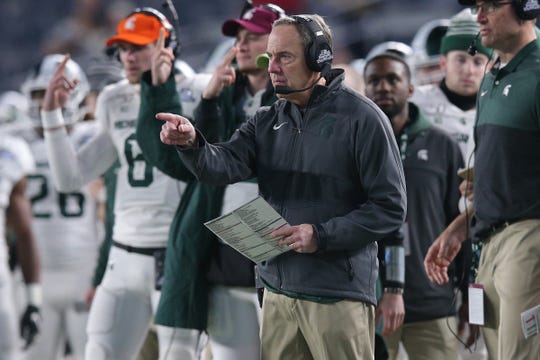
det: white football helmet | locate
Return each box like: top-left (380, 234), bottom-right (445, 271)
top-left (0, 91), bottom-right (32, 131)
top-left (410, 19), bottom-right (450, 85)
top-left (21, 54), bottom-right (90, 126)
top-left (174, 59), bottom-right (196, 78)
top-left (85, 55), bottom-right (125, 93)
top-left (366, 41), bottom-right (414, 62)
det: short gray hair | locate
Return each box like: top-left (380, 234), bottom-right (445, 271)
top-left (273, 14), bottom-right (333, 52)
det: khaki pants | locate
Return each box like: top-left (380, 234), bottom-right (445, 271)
top-left (384, 317), bottom-right (459, 360)
top-left (476, 219), bottom-right (540, 360)
top-left (260, 291), bottom-right (374, 360)
top-left (137, 325), bottom-right (158, 360)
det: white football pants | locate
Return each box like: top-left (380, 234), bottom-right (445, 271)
top-left (84, 246), bottom-right (206, 360)
top-left (207, 285), bottom-right (261, 360)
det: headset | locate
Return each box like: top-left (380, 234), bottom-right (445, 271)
top-left (240, 1), bottom-right (286, 19)
top-left (464, 0), bottom-right (539, 55)
top-left (467, 32), bottom-right (480, 56)
top-left (260, 3), bottom-right (287, 19)
top-left (106, 6), bottom-right (180, 59)
top-left (292, 15), bottom-right (333, 73)
top-left (130, 7), bottom-right (179, 54)
top-left (271, 15), bottom-right (333, 95)
top-left (460, 0), bottom-right (540, 20)
top-left (512, 0), bottom-right (540, 20)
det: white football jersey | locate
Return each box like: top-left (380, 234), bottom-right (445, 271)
top-left (0, 134), bottom-right (35, 261)
top-left (44, 79), bottom-right (186, 248)
top-left (411, 84), bottom-right (476, 165)
top-left (177, 72), bottom-right (211, 120)
top-left (22, 123), bottom-right (100, 270)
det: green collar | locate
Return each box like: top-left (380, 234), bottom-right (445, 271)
top-left (405, 102), bottom-right (431, 137)
top-left (491, 40), bottom-right (538, 78)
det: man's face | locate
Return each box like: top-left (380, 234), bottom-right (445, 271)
top-left (476, 1), bottom-right (521, 51)
top-left (28, 90), bottom-right (45, 126)
top-left (118, 41), bottom-right (156, 83)
top-left (266, 24), bottom-right (318, 101)
top-left (441, 50), bottom-right (489, 96)
top-left (364, 57), bottom-right (413, 119)
top-left (235, 28), bottom-right (269, 73)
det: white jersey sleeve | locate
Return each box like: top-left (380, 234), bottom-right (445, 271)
top-left (0, 134), bottom-right (35, 207)
top-left (42, 99), bottom-right (117, 192)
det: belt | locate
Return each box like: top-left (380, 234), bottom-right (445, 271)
top-left (112, 241), bottom-right (165, 256)
top-left (485, 219), bottom-right (521, 238)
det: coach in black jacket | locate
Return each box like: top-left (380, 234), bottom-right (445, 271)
top-left (157, 14), bottom-right (406, 360)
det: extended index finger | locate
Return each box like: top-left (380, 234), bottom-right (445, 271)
top-left (155, 112), bottom-right (182, 125)
top-left (54, 54), bottom-right (71, 76)
top-left (157, 28), bottom-right (166, 50)
top-left (219, 46), bottom-right (238, 67)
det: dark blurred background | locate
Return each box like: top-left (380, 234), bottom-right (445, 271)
top-left (0, 0), bottom-right (461, 93)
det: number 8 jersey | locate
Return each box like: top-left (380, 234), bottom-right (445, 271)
top-left (43, 79), bottom-right (186, 249)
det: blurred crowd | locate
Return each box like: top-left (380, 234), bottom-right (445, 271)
top-left (2, 0), bottom-right (538, 359)
top-left (0, 0), bottom-right (461, 93)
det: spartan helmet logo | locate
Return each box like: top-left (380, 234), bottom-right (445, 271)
top-left (125, 16), bottom-right (137, 30)
top-left (243, 8), bottom-right (255, 20)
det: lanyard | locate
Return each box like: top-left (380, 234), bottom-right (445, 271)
top-left (398, 131), bottom-right (408, 161)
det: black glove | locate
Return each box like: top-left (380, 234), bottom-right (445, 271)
top-left (20, 304), bottom-right (41, 349)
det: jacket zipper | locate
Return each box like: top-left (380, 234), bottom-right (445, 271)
top-left (346, 254), bottom-right (355, 281)
top-left (279, 107), bottom-right (304, 289)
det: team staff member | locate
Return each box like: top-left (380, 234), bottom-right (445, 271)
top-left (158, 14), bottom-right (406, 360)
top-left (425, 1), bottom-right (540, 359)
top-left (412, 10), bottom-right (492, 352)
top-left (364, 52), bottom-right (464, 360)
top-left (39, 8), bottom-right (205, 360)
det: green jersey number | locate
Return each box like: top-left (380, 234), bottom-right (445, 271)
top-left (27, 174), bottom-right (85, 218)
top-left (124, 134), bottom-right (153, 187)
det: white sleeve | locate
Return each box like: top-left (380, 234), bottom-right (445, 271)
top-left (42, 108), bottom-right (117, 192)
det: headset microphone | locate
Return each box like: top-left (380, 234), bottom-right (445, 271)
top-left (274, 70), bottom-right (327, 95)
top-left (275, 82), bottom-right (318, 95)
top-left (467, 32), bottom-right (480, 56)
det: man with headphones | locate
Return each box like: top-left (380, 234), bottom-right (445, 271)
top-left (364, 49), bottom-right (465, 360)
top-left (157, 14), bottom-right (407, 360)
top-left (38, 8), bottom-right (206, 360)
top-left (425, 1), bottom-right (540, 359)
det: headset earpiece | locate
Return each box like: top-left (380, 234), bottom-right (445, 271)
top-left (292, 15), bottom-right (333, 73)
top-left (260, 4), bottom-right (286, 19)
top-left (131, 7), bottom-right (177, 50)
top-left (512, 0), bottom-right (540, 20)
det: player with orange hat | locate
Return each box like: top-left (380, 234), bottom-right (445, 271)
top-left (37, 8), bottom-right (206, 360)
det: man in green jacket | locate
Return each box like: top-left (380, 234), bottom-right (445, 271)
top-left (136, 4), bottom-right (283, 359)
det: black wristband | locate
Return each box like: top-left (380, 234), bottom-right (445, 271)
top-left (383, 287), bottom-right (404, 294)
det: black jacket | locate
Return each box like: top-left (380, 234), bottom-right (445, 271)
top-left (178, 69), bottom-right (407, 305)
